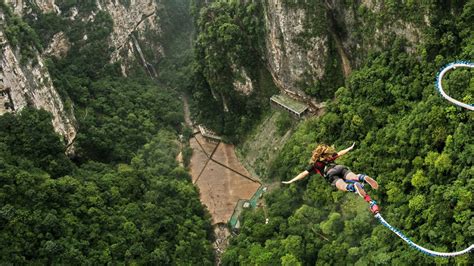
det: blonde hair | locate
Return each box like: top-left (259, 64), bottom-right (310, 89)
top-left (310, 144), bottom-right (336, 163)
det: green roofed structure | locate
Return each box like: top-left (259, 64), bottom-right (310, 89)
top-left (229, 186), bottom-right (267, 230)
top-left (270, 94), bottom-right (308, 118)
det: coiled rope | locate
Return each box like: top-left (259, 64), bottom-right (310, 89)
top-left (374, 213), bottom-right (473, 257)
top-left (435, 61), bottom-right (474, 111)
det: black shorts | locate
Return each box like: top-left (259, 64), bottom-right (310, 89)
top-left (325, 165), bottom-right (351, 185)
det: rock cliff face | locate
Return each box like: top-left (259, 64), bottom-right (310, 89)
top-left (0, 8), bottom-right (76, 149)
top-left (7, 0), bottom-right (59, 13)
top-left (0, 33), bottom-right (77, 147)
top-left (264, 0), bottom-right (328, 96)
top-left (232, 65), bottom-right (253, 96)
top-left (325, 0), bottom-right (423, 62)
top-left (1, 0), bottom-right (164, 147)
top-left (96, 0), bottom-right (162, 76)
top-left (44, 32), bottom-right (70, 58)
top-left (7, 0), bottom-right (163, 75)
top-left (262, 0), bottom-right (426, 99)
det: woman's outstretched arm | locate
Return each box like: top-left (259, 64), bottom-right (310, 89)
top-left (282, 170), bottom-right (310, 184)
top-left (337, 142), bottom-right (355, 157)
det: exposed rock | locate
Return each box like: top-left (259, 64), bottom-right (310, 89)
top-left (101, 0), bottom-right (163, 75)
top-left (213, 224), bottom-right (231, 265)
top-left (390, 21), bottom-right (421, 53)
top-left (1, 41), bottom-right (77, 147)
top-left (360, 0), bottom-right (383, 12)
top-left (1, 4), bottom-right (76, 149)
top-left (0, 0), bottom-right (166, 148)
top-left (35, 0), bottom-right (60, 13)
top-left (6, 0), bottom-right (164, 75)
top-left (262, 0), bottom-right (426, 98)
top-left (131, 34), bottom-right (158, 78)
top-left (325, 0), bottom-right (424, 65)
top-left (102, 0), bottom-right (159, 52)
top-left (5, 0), bottom-right (60, 15)
top-left (263, 0), bottom-right (328, 95)
top-left (232, 65), bottom-right (253, 95)
top-left (69, 7), bottom-right (78, 20)
top-left (4, 0), bottom-right (27, 14)
top-left (44, 32), bottom-right (70, 58)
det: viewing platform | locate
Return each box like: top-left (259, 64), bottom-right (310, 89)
top-left (270, 94), bottom-right (308, 118)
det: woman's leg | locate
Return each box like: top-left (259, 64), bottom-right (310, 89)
top-left (344, 172), bottom-right (359, 181)
top-left (333, 170), bottom-right (380, 214)
top-left (334, 178), bottom-right (367, 198)
top-left (344, 172), bottom-right (379, 190)
top-left (334, 178), bottom-right (348, 191)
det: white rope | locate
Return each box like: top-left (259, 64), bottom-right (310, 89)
top-left (436, 61), bottom-right (474, 111)
top-left (367, 61), bottom-right (474, 257)
top-left (374, 213), bottom-right (474, 257)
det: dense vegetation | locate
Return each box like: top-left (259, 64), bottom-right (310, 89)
top-left (1, 1), bottom-right (42, 63)
top-left (0, 111), bottom-right (213, 263)
top-left (2, 0), bottom-right (473, 264)
top-left (221, 1), bottom-right (473, 265)
top-left (0, 1), bottom-right (214, 264)
top-left (155, 0), bottom-right (195, 90)
top-left (190, 1), bottom-right (278, 142)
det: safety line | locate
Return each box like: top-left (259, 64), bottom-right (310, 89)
top-left (374, 213), bottom-right (473, 257)
top-left (435, 61), bottom-right (474, 111)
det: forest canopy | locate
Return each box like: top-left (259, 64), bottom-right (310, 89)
top-left (0, 1), bottom-right (214, 264)
top-left (220, 1), bottom-right (473, 265)
top-left (1, 0), bottom-right (473, 264)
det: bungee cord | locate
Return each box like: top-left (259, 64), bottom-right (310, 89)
top-left (373, 213), bottom-right (473, 257)
top-left (435, 61), bottom-right (474, 111)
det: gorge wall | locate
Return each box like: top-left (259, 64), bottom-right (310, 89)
top-left (0, 28), bottom-right (77, 146)
top-left (190, 0), bottom-right (432, 139)
top-left (0, 0), bottom-right (165, 146)
top-left (192, 0), bottom-right (430, 130)
top-left (263, 0), bottom-right (426, 100)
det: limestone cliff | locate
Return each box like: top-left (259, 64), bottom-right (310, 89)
top-left (44, 32), bottom-right (70, 58)
top-left (0, 8), bottom-right (77, 150)
top-left (4, 0), bottom-right (59, 14)
top-left (264, 0), bottom-right (328, 97)
top-left (0, 43), bottom-right (77, 141)
top-left (96, 0), bottom-right (162, 77)
top-left (6, 0), bottom-right (163, 75)
top-left (325, 0), bottom-right (423, 65)
top-left (232, 66), bottom-right (253, 96)
top-left (1, 0), bottom-right (165, 149)
top-left (262, 0), bottom-right (426, 101)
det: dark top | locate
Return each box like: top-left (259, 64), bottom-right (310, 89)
top-left (305, 153), bottom-right (339, 176)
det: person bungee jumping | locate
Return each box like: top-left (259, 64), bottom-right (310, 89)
top-left (282, 143), bottom-right (380, 213)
